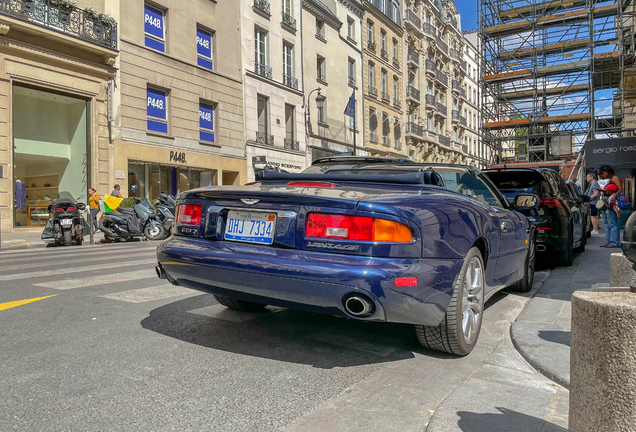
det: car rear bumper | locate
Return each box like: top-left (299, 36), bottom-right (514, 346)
top-left (157, 236), bottom-right (464, 326)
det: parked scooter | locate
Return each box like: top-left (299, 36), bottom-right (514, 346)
top-left (41, 192), bottom-right (90, 246)
top-left (99, 197), bottom-right (165, 242)
top-left (154, 193), bottom-right (175, 239)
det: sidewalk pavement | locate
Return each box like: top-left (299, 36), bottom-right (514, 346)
top-left (510, 232), bottom-right (613, 389)
top-left (0, 228), bottom-right (108, 251)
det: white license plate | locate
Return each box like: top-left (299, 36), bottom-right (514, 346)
top-left (224, 211), bottom-right (275, 244)
top-left (60, 219), bottom-right (73, 226)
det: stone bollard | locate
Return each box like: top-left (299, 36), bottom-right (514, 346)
top-left (570, 287), bottom-right (636, 431)
top-left (610, 253), bottom-right (636, 288)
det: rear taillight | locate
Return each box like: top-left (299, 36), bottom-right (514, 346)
top-left (55, 208), bottom-right (63, 212)
top-left (540, 198), bottom-right (562, 208)
top-left (305, 213), bottom-right (413, 243)
top-left (288, 182), bottom-right (336, 188)
top-left (67, 207), bottom-right (76, 212)
top-left (245, 181), bottom-right (260, 186)
top-left (176, 204), bottom-right (202, 225)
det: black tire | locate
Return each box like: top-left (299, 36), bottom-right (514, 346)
top-left (63, 230), bottom-right (72, 246)
top-left (415, 247), bottom-right (484, 356)
top-left (574, 229), bottom-right (586, 252)
top-left (213, 295), bottom-right (267, 312)
top-left (103, 235), bottom-right (115, 243)
top-left (554, 230), bottom-right (574, 267)
top-left (144, 224), bottom-right (165, 241)
top-left (76, 236), bottom-right (83, 246)
top-left (510, 232), bottom-right (536, 293)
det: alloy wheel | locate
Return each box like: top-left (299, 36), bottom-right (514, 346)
top-left (462, 257), bottom-right (484, 346)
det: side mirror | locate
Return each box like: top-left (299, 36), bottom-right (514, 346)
top-left (514, 193), bottom-right (540, 210)
top-left (580, 195), bottom-right (591, 203)
top-left (78, 195), bottom-right (85, 200)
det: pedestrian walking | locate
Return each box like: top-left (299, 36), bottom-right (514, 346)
top-left (88, 188), bottom-right (101, 234)
top-left (111, 184), bottom-right (123, 199)
top-left (586, 172), bottom-right (601, 235)
top-left (599, 165), bottom-right (623, 248)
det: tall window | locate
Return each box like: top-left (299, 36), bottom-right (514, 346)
top-left (199, 101), bottom-right (215, 143)
top-left (382, 112), bottom-right (389, 138)
top-left (316, 19), bottom-right (325, 38)
top-left (367, 21), bottom-right (374, 44)
top-left (381, 70), bottom-right (387, 93)
top-left (283, 0), bottom-right (292, 15)
top-left (347, 17), bottom-right (354, 39)
top-left (380, 31), bottom-right (386, 52)
top-left (255, 27), bottom-right (267, 66)
top-left (285, 104), bottom-right (295, 141)
top-left (147, 87), bottom-right (168, 133)
top-left (392, 39), bottom-right (398, 59)
top-left (317, 97), bottom-right (326, 123)
top-left (283, 42), bottom-right (294, 78)
top-left (393, 76), bottom-right (398, 98)
top-left (257, 95), bottom-right (268, 135)
top-left (348, 58), bottom-right (356, 85)
top-left (317, 55), bottom-right (326, 81)
top-left (368, 62), bottom-right (375, 88)
top-left (196, 27), bottom-right (213, 70)
top-left (144, 4), bottom-right (165, 52)
top-left (369, 109), bottom-right (377, 138)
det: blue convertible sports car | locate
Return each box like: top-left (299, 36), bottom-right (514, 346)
top-left (156, 158), bottom-right (537, 356)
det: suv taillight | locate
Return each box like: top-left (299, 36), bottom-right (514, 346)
top-left (176, 204), bottom-right (202, 225)
top-left (540, 198), bottom-right (562, 208)
top-left (305, 213), bottom-right (413, 243)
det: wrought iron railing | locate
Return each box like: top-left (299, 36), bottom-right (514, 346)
top-left (425, 94), bottom-right (435, 106)
top-left (408, 48), bottom-right (419, 65)
top-left (370, 131), bottom-right (378, 142)
top-left (254, 0), bottom-right (271, 15)
top-left (394, 140), bottom-right (402, 150)
top-left (282, 8), bottom-right (296, 29)
top-left (283, 74), bottom-right (298, 89)
top-left (425, 59), bottom-right (437, 74)
top-left (406, 122), bottom-right (423, 137)
top-left (393, 57), bottom-right (399, 68)
top-left (255, 62), bottom-right (272, 79)
top-left (407, 85), bottom-right (420, 102)
top-left (368, 85), bottom-right (378, 97)
top-left (439, 135), bottom-right (450, 147)
top-left (460, 87), bottom-right (467, 98)
top-left (380, 48), bottom-right (388, 60)
top-left (436, 38), bottom-right (448, 55)
top-left (423, 23), bottom-right (436, 37)
top-left (317, 72), bottom-right (327, 83)
top-left (284, 138), bottom-right (299, 150)
top-left (436, 70), bottom-right (448, 86)
top-left (381, 91), bottom-right (390, 102)
top-left (459, 59), bottom-right (467, 71)
top-left (452, 110), bottom-right (460, 121)
top-left (405, 8), bottom-right (421, 29)
top-left (436, 102), bottom-right (447, 116)
top-left (382, 136), bottom-right (390, 146)
top-left (256, 132), bottom-right (274, 146)
top-left (452, 79), bottom-right (461, 91)
top-left (450, 18), bottom-right (458, 30)
top-left (0, 0), bottom-right (118, 50)
top-left (449, 48), bottom-right (460, 61)
top-left (348, 76), bottom-right (356, 87)
top-left (367, 41), bottom-right (376, 52)
top-left (393, 98), bottom-right (401, 108)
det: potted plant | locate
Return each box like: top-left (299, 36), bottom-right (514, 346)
top-left (84, 6), bottom-right (116, 36)
top-left (48, 0), bottom-right (77, 25)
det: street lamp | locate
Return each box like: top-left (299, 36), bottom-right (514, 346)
top-left (304, 87), bottom-right (322, 135)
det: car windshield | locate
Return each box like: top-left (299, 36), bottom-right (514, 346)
top-left (485, 171), bottom-right (553, 198)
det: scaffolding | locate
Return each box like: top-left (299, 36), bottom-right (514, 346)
top-left (479, 0), bottom-right (636, 163)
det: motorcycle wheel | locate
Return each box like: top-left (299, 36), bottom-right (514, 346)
top-left (76, 236), bottom-right (83, 246)
top-left (144, 224), bottom-right (165, 241)
top-left (63, 230), bottom-right (72, 246)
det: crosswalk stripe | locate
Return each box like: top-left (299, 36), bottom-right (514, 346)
top-left (0, 243), bottom-right (158, 258)
top-left (0, 250), bottom-right (157, 272)
top-left (0, 259), bottom-right (157, 282)
top-left (99, 285), bottom-right (195, 303)
top-left (32, 269), bottom-right (157, 290)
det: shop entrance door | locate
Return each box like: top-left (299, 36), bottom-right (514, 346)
top-left (12, 86), bottom-right (88, 227)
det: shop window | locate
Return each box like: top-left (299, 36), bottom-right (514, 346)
top-left (196, 27), bottom-right (214, 70)
top-left (144, 4), bottom-right (165, 53)
top-left (199, 101), bottom-right (215, 143)
top-left (147, 87), bottom-right (168, 134)
top-left (12, 86), bottom-right (88, 227)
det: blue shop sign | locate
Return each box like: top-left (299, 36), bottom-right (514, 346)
top-left (197, 28), bottom-right (213, 70)
top-left (148, 88), bottom-right (168, 133)
top-left (144, 5), bottom-right (164, 39)
top-left (199, 103), bottom-right (214, 142)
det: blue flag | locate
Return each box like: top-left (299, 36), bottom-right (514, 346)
top-left (344, 91), bottom-right (355, 117)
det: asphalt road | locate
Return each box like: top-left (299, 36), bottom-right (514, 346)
top-left (0, 240), bottom-right (541, 432)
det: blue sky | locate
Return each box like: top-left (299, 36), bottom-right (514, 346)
top-left (455, 0), bottom-right (479, 31)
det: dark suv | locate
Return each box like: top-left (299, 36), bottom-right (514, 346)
top-left (484, 168), bottom-right (589, 266)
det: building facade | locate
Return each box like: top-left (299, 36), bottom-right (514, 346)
top-left (303, 0), bottom-right (365, 162)
top-left (462, 31), bottom-right (488, 167)
top-left (363, 0), bottom-right (406, 158)
top-left (242, 0), bottom-right (306, 180)
top-left (114, 0), bottom-right (247, 201)
top-left (0, 0), bottom-right (118, 231)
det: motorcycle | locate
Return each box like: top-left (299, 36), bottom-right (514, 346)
top-left (41, 192), bottom-right (90, 246)
top-left (99, 197), bottom-right (165, 242)
top-left (154, 193), bottom-right (175, 239)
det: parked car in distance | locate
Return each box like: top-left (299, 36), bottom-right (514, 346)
top-left (566, 180), bottom-right (592, 238)
top-left (157, 158), bottom-right (538, 356)
top-left (484, 168), bottom-right (589, 267)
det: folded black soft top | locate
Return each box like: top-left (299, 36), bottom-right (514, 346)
top-left (256, 169), bottom-right (446, 187)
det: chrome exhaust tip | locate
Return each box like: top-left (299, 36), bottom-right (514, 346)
top-left (156, 264), bottom-right (167, 280)
top-left (344, 295), bottom-right (375, 317)
top-left (536, 244), bottom-right (547, 252)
